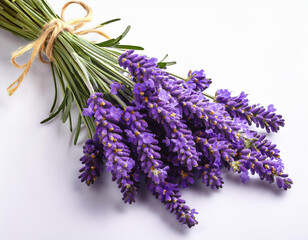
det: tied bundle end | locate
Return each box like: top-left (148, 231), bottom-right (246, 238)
top-left (7, 0), bottom-right (110, 96)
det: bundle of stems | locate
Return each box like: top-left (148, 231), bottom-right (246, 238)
top-left (0, 0), bottom-right (292, 228)
top-left (0, 0), bottom-right (155, 143)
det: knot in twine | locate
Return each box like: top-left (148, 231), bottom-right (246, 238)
top-left (8, 1), bottom-right (110, 96)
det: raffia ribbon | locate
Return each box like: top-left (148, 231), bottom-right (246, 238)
top-left (8, 1), bottom-right (110, 96)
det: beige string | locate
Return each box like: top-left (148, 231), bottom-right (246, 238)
top-left (8, 1), bottom-right (110, 96)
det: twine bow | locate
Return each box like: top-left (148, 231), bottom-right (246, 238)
top-left (8, 1), bottom-right (110, 96)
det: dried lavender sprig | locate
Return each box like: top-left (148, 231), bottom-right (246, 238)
top-left (167, 72), bottom-right (291, 189)
top-left (83, 93), bottom-right (138, 203)
top-left (139, 86), bottom-right (200, 171)
top-left (127, 60), bottom-right (240, 142)
top-left (252, 132), bottom-right (280, 159)
top-left (147, 179), bottom-right (198, 228)
top-left (199, 165), bottom-right (224, 189)
top-left (177, 166), bottom-right (195, 188)
top-left (215, 89), bottom-right (285, 133)
top-left (78, 135), bottom-right (103, 186)
top-left (164, 70), bottom-right (291, 190)
top-left (186, 69), bottom-right (212, 92)
top-left (159, 75), bottom-right (240, 142)
top-left (249, 131), bottom-right (292, 189)
top-left (112, 165), bottom-right (140, 204)
top-left (230, 145), bottom-right (292, 190)
top-left (119, 51), bottom-right (201, 171)
top-left (193, 130), bottom-right (235, 189)
top-left (122, 105), bottom-right (169, 184)
top-left (166, 162), bottom-right (195, 188)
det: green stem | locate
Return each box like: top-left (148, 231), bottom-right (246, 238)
top-left (203, 92), bottom-right (215, 100)
top-left (15, 0), bottom-right (46, 27)
top-left (166, 71), bottom-right (186, 81)
top-left (72, 52), bottom-right (95, 94)
top-left (53, 48), bottom-right (94, 138)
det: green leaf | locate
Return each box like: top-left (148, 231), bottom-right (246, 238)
top-left (77, 51), bottom-right (91, 61)
top-left (157, 61), bottom-right (176, 69)
top-left (159, 54), bottom-right (169, 63)
top-left (165, 61), bottom-right (176, 66)
top-left (50, 63), bottom-right (58, 113)
top-left (74, 114), bottom-right (82, 145)
top-left (62, 92), bottom-right (73, 123)
top-left (119, 25), bottom-right (131, 40)
top-left (96, 25), bottom-right (131, 47)
top-left (113, 44), bottom-right (144, 50)
top-left (157, 62), bottom-right (167, 68)
top-left (96, 38), bottom-right (116, 47)
top-left (100, 18), bottom-right (121, 26)
top-left (68, 112), bottom-right (73, 132)
top-left (41, 88), bottom-right (69, 124)
top-left (157, 54), bottom-right (176, 69)
top-left (71, 40), bottom-right (91, 61)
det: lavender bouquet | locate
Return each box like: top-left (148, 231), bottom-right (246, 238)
top-left (0, 0), bottom-right (292, 228)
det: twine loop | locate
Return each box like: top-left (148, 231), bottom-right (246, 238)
top-left (8, 1), bottom-right (110, 95)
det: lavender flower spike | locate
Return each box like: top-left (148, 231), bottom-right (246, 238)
top-left (83, 93), bottom-right (138, 203)
top-left (230, 146), bottom-right (292, 190)
top-left (157, 75), bottom-right (240, 142)
top-left (119, 51), bottom-right (201, 171)
top-left (122, 106), bottom-right (169, 184)
top-left (199, 165), bottom-right (224, 189)
top-left (147, 179), bottom-right (198, 228)
top-left (215, 89), bottom-right (285, 133)
top-left (186, 69), bottom-right (212, 91)
top-left (110, 82), bottom-right (124, 95)
top-left (78, 135), bottom-right (103, 186)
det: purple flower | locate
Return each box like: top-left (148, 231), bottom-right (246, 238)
top-left (214, 89), bottom-right (231, 103)
top-left (276, 177), bottom-right (293, 190)
top-left (186, 69), bottom-right (212, 91)
top-left (122, 106), bottom-right (169, 184)
top-left (178, 168), bottom-right (195, 188)
top-left (119, 50), bottom-right (158, 82)
top-left (133, 83), bottom-right (147, 95)
top-left (147, 179), bottom-right (198, 228)
top-left (78, 135), bottom-right (103, 186)
top-left (109, 106), bottom-right (122, 121)
top-left (267, 104), bottom-right (276, 112)
top-left (192, 130), bottom-right (233, 189)
top-left (142, 132), bottom-right (154, 144)
top-left (110, 82), bottom-right (124, 94)
top-left (159, 76), bottom-right (240, 142)
top-left (240, 170), bottom-right (250, 183)
top-left (82, 106), bottom-right (94, 117)
top-left (228, 139), bottom-right (292, 190)
top-left (200, 165), bottom-right (224, 189)
top-left (119, 52), bottom-right (201, 171)
top-left (158, 88), bottom-right (170, 101)
top-left (111, 50), bottom-right (293, 227)
top-left (111, 166), bottom-right (140, 204)
top-left (215, 89), bottom-right (285, 133)
top-left (84, 93), bottom-right (138, 203)
top-left (248, 131), bottom-right (281, 160)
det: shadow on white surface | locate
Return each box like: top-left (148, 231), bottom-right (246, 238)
top-left (74, 170), bottom-right (191, 233)
top-left (224, 172), bottom-right (285, 196)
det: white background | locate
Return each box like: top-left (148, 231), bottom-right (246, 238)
top-left (1, 0), bottom-right (308, 239)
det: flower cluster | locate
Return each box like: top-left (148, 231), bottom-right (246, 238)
top-left (83, 93), bottom-right (139, 203)
top-left (0, 0), bottom-right (292, 230)
top-left (78, 50), bottom-right (292, 228)
top-left (122, 106), bottom-right (169, 184)
top-left (186, 69), bottom-right (212, 91)
top-left (215, 89), bottom-right (285, 133)
top-left (78, 135), bottom-right (103, 186)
